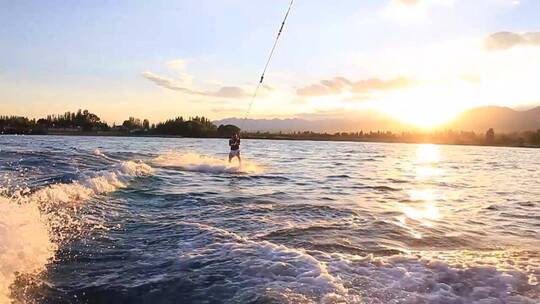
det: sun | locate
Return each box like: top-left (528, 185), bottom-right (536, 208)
top-left (375, 83), bottom-right (472, 129)
top-left (387, 104), bottom-right (460, 128)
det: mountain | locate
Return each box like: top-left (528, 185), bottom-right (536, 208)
top-left (214, 106), bottom-right (540, 133)
top-left (214, 111), bottom-right (411, 133)
top-left (446, 106), bottom-right (540, 132)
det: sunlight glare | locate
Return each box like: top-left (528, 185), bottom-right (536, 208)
top-left (416, 144), bottom-right (440, 163)
top-left (376, 81), bottom-right (478, 128)
top-left (401, 202), bottom-right (441, 222)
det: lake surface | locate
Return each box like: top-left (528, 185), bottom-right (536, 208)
top-left (1, 135), bottom-right (539, 304)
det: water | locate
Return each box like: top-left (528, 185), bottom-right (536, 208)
top-left (1, 135), bottom-right (539, 304)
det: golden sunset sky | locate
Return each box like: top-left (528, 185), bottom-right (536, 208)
top-left (1, 0), bottom-right (539, 127)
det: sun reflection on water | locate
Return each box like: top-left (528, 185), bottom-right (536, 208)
top-left (415, 144), bottom-right (443, 179)
top-left (397, 144), bottom-right (445, 237)
top-left (408, 189), bottom-right (437, 202)
top-left (415, 166), bottom-right (442, 178)
top-left (416, 144), bottom-right (440, 164)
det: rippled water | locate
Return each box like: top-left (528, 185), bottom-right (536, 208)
top-left (1, 135), bottom-right (539, 304)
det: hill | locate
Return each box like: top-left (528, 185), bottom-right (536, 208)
top-left (214, 111), bottom-right (410, 133)
top-left (446, 106), bottom-right (540, 132)
top-left (215, 106), bottom-right (540, 133)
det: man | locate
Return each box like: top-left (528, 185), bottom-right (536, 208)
top-left (228, 133), bottom-right (241, 164)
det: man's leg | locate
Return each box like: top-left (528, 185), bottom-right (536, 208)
top-left (228, 152), bottom-right (233, 163)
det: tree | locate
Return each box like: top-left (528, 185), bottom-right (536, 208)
top-left (143, 119), bottom-right (150, 130)
top-left (0, 116), bottom-right (35, 134)
top-left (485, 128), bottom-right (495, 144)
top-left (122, 117), bottom-right (143, 130)
top-left (217, 124), bottom-right (241, 137)
top-left (152, 116), bottom-right (218, 137)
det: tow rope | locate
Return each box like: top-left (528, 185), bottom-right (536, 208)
top-left (240, 0), bottom-right (294, 131)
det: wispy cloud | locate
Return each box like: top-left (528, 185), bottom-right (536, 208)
top-left (296, 76), bottom-right (416, 97)
top-left (390, 0), bottom-right (455, 6)
top-left (166, 59), bottom-right (187, 71)
top-left (384, 0), bottom-right (455, 22)
top-left (210, 106), bottom-right (246, 114)
top-left (143, 59), bottom-right (249, 98)
top-left (484, 31), bottom-right (540, 50)
top-left (352, 77), bottom-right (414, 93)
top-left (142, 71), bottom-right (249, 98)
top-left (142, 71), bottom-right (192, 93)
top-left (296, 77), bottom-right (350, 97)
top-left (393, 0), bottom-right (420, 6)
top-left (212, 87), bottom-right (248, 98)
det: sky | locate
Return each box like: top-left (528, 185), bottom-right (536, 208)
top-left (1, 0), bottom-right (539, 127)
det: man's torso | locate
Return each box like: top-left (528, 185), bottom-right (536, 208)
top-left (229, 138), bottom-right (240, 151)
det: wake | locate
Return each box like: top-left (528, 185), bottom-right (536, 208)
top-left (0, 159), bottom-right (153, 303)
top-left (0, 150), bottom-right (258, 302)
top-left (153, 152), bottom-right (264, 174)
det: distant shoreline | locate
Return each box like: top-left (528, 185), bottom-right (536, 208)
top-left (3, 131), bottom-right (539, 149)
top-left (3, 109), bottom-right (539, 149)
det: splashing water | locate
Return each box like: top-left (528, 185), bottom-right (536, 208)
top-left (153, 152), bottom-right (264, 174)
top-left (0, 196), bottom-right (56, 304)
top-left (28, 160), bottom-right (152, 205)
top-left (92, 148), bottom-right (117, 162)
top-left (0, 160), bottom-right (153, 302)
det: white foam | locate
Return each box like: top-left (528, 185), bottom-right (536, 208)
top-left (153, 152), bottom-right (264, 174)
top-left (176, 222), bottom-right (357, 303)
top-left (176, 222), bottom-right (540, 303)
top-left (0, 196), bottom-right (56, 304)
top-left (92, 148), bottom-right (118, 162)
top-left (0, 160), bottom-right (153, 302)
top-left (28, 161), bottom-right (152, 205)
top-left (92, 148), bottom-right (105, 157)
top-left (322, 250), bottom-right (540, 303)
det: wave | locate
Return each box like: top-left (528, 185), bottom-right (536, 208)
top-left (323, 249), bottom-right (540, 303)
top-left (169, 222), bottom-right (540, 303)
top-left (0, 160), bottom-right (153, 303)
top-left (0, 196), bottom-right (55, 304)
top-left (153, 152), bottom-right (264, 174)
top-left (174, 221), bottom-right (354, 303)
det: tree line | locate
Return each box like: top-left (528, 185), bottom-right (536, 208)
top-left (0, 109), bottom-right (240, 137)
top-left (244, 128), bottom-right (540, 147)
top-left (1, 109), bottom-right (539, 147)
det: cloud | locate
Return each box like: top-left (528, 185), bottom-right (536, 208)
top-left (391, 0), bottom-right (454, 6)
top-left (296, 76), bottom-right (415, 97)
top-left (142, 71), bottom-right (248, 98)
top-left (485, 31), bottom-right (540, 50)
top-left (263, 85), bottom-right (274, 91)
top-left (143, 59), bottom-right (250, 99)
top-left (213, 87), bottom-right (248, 98)
top-left (394, 0), bottom-right (420, 5)
top-left (342, 94), bottom-right (373, 103)
top-left (166, 59), bottom-right (187, 71)
top-left (210, 106), bottom-right (246, 114)
top-left (351, 77), bottom-right (413, 93)
top-left (296, 84), bottom-right (332, 97)
top-left (460, 74), bottom-right (481, 85)
top-left (387, 0), bottom-right (455, 11)
top-left (296, 77), bottom-right (352, 96)
top-left (142, 71), bottom-right (192, 93)
top-left (385, 0), bottom-right (456, 21)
